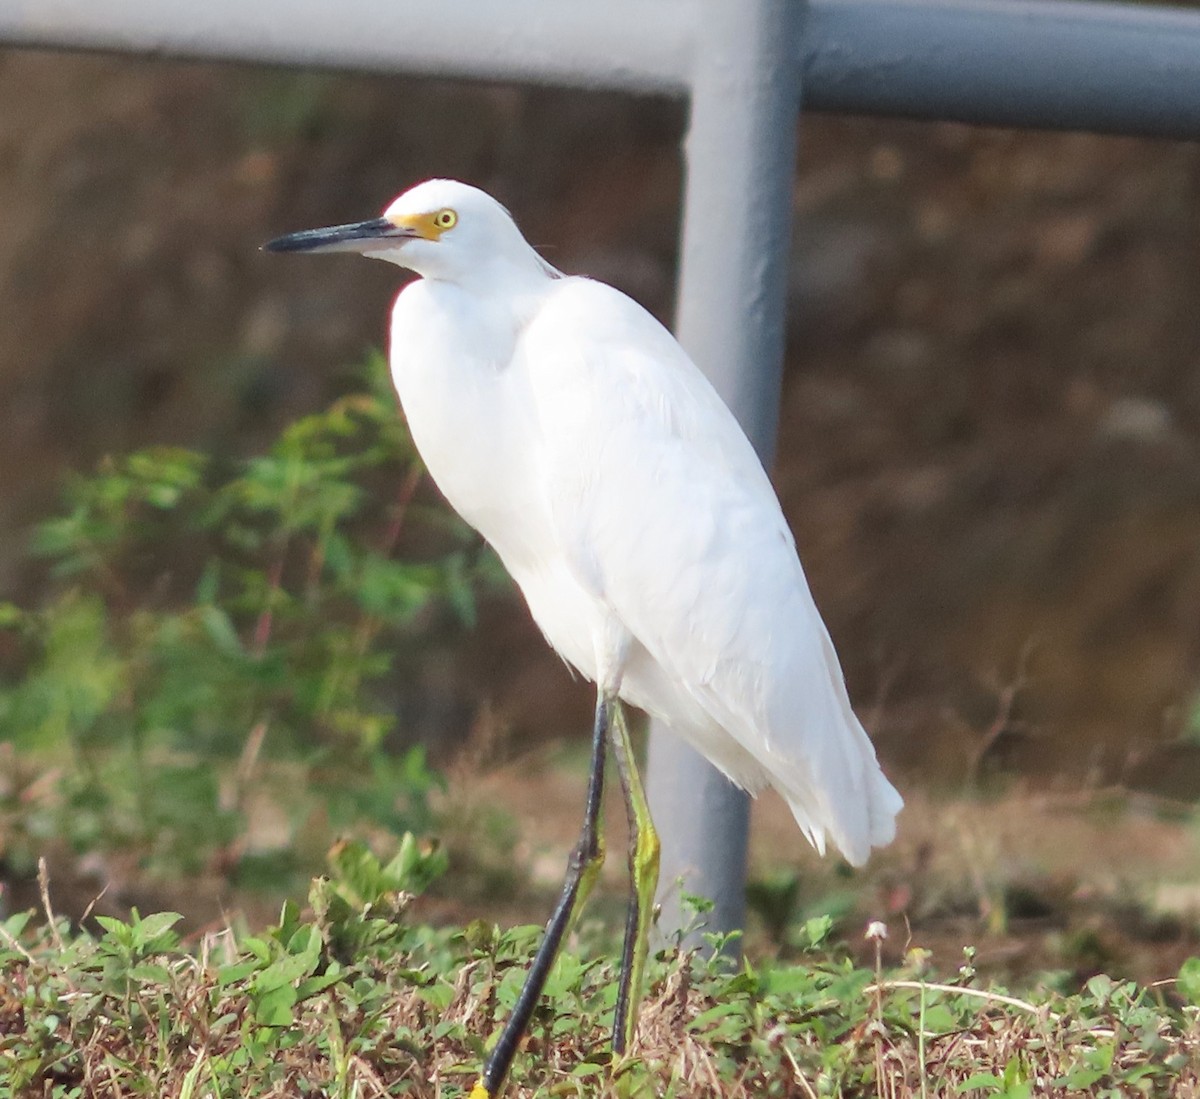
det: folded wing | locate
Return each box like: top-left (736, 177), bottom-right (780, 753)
top-left (520, 279), bottom-right (901, 865)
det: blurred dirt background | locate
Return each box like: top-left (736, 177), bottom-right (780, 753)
top-left (1, 48), bottom-right (1199, 977)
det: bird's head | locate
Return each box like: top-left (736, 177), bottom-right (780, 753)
top-left (264, 179), bottom-right (555, 287)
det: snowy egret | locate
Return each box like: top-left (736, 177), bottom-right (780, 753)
top-left (265, 179), bottom-right (902, 1096)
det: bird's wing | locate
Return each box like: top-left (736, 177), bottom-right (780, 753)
top-left (519, 278), bottom-right (900, 864)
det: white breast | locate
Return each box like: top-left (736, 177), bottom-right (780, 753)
top-left (388, 278), bottom-right (611, 680)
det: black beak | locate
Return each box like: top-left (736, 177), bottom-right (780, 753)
top-left (262, 217), bottom-right (417, 254)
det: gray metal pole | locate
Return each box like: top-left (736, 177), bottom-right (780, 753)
top-left (8, 0), bottom-right (1200, 139)
top-left (646, 0), bottom-right (803, 948)
top-left (0, 0), bottom-right (692, 94)
top-left (802, 0), bottom-right (1200, 138)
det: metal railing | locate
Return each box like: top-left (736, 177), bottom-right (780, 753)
top-left (6, 0), bottom-right (1200, 943)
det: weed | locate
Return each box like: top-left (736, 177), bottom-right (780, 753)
top-left (0, 353), bottom-right (507, 891)
top-left (3, 845), bottom-right (1198, 1097)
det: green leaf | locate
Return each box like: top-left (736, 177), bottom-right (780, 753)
top-left (253, 981), bottom-right (297, 1026)
top-left (1177, 957), bottom-right (1200, 1006)
top-left (958, 1074), bottom-right (1004, 1091)
top-left (133, 911), bottom-right (184, 943)
top-left (198, 605), bottom-right (244, 658)
top-left (253, 949), bottom-right (318, 993)
top-left (0, 602), bottom-right (24, 629)
top-left (128, 963), bottom-right (173, 985)
top-left (194, 559), bottom-right (221, 605)
top-left (2, 911), bottom-right (32, 939)
top-left (217, 961), bottom-right (262, 986)
top-left (443, 552), bottom-right (478, 627)
top-left (352, 555), bottom-right (437, 621)
top-left (96, 915), bottom-right (133, 945)
top-left (295, 972), bottom-right (344, 1000)
top-left (804, 914), bottom-right (833, 949)
top-left (686, 1001), bottom-right (747, 1032)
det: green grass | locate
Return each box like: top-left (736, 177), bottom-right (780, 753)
top-left (3, 840), bottom-right (1199, 1098)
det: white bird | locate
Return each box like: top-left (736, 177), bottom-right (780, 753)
top-left (266, 178), bottom-right (901, 1097)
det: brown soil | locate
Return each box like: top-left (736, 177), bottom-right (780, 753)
top-left (429, 751), bottom-right (1200, 988)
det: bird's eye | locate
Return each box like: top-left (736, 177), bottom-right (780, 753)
top-left (433, 209), bottom-right (458, 230)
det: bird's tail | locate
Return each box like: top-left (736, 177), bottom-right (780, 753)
top-left (769, 629), bottom-right (903, 867)
top-left (777, 739), bottom-right (902, 867)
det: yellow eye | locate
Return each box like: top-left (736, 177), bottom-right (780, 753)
top-left (433, 208), bottom-right (457, 230)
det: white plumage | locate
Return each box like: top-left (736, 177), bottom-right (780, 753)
top-left (274, 178), bottom-right (901, 866)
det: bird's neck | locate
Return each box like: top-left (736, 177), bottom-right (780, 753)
top-left (427, 247), bottom-right (560, 299)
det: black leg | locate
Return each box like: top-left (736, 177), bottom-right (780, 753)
top-left (472, 690), bottom-right (612, 1099)
top-left (609, 702), bottom-right (660, 1056)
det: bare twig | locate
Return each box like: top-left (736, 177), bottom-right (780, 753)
top-left (965, 639), bottom-right (1039, 788)
top-left (79, 882), bottom-right (111, 925)
top-left (864, 979), bottom-right (1044, 1017)
top-left (381, 462), bottom-right (425, 557)
top-left (38, 858), bottom-right (64, 954)
top-left (782, 1043), bottom-right (820, 1099)
top-left (252, 553), bottom-right (287, 657)
top-left (235, 719), bottom-right (270, 792)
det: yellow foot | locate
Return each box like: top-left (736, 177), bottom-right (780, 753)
top-left (468, 1079), bottom-right (492, 1099)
